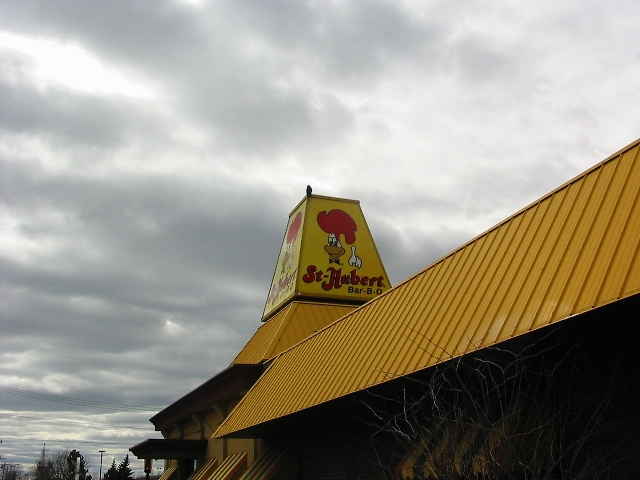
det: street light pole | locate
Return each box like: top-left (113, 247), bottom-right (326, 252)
top-left (99, 451), bottom-right (105, 480)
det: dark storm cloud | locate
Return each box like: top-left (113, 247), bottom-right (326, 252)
top-left (1, 0), bottom-right (200, 65)
top-left (0, 78), bottom-right (130, 147)
top-left (183, 76), bottom-right (356, 154)
top-left (1, 0), bottom-right (446, 155)
top-left (233, 1), bottom-right (446, 80)
top-left (2, 1), bottom-right (318, 153)
top-left (369, 222), bottom-right (461, 287)
top-left (3, 158), bottom-right (284, 282)
top-left (452, 35), bottom-right (518, 85)
top-left (1, 154), bottom-right (287, 418)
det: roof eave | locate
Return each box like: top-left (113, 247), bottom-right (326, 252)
top-left (130, 438), bottom-right (208, 459)
top-left (150, 364), bottom-right (263, 431)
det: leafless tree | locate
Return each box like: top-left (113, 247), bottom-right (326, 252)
top-left (29, 448), bottom-right (91, 480)
top-left (1, 462), bottom-right (26, 480)
top-left (364, 335), bottom-right (631, 480)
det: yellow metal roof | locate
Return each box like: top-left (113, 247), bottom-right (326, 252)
top-left (158, 467), bottom-right (177, 480)
top-left (239, 444), bottom-right (293, 480)
top-left (209, 453), bottom-right (247, 480)
top-left (216, 138), bottom-right (640, 437)
top-left (188, 459), bottom-right (218, 480)
top-left (232, 301), bottom-right (357, 365)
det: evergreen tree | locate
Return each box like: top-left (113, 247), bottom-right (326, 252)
top-left (31, 446), bottom-right (54, 480)
top-left (102, 461), bottom-right (118, 480)
top-left (65, 451), bottom-right (91, 480)
top-left (116, 456), bottom-right (132, 480)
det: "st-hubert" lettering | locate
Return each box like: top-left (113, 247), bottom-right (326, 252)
top-left (302, 265), bottom-right (384, 293)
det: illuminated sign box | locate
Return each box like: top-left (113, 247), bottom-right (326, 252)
top-left (263, 195), bottom-right (390, 321)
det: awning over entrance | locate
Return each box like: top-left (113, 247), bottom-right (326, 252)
top-left (188, 459), bottom-right (219, 480)
top-left (209, 453), bottom-right (247, 480)
top-left (238, 445), bottom-right (292, 480)
top-left (130, 439), bottom-right (208, 459)
top-left (158, 466), bottom-right (177, 480)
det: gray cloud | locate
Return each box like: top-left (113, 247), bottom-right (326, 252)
top-left (0, 80), bottom-right (130, 147)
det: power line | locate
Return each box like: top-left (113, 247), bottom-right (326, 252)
top-left (0, 387), bottom-right (160, 412)
top-left (1, 437), bottom-right (137, 446)
top-left (0, 413), bottom-right (153, 431)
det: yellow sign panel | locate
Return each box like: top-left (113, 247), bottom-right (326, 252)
top-left (263, 201), bottom-right (306, 319)
top-left (263, 195), bottom-right (390, 320)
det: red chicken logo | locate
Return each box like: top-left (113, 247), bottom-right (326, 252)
top-left (280, 212), bottom-right (302, 273)
top-left (317, 209), bottom-right (362, 268)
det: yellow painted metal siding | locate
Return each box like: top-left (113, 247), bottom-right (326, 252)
top-left (232, 306), bottom-right (291, 365)
top-left (216, 139), bottom-right (640, 437)
top-left (209, 453), bottom-right (247, 480)
top-left (158, 467), bottom-right (177, 480)
top-left (238, 444), bottom-right (293, 480)
top-left (269, 303), bottom-right (356, 356)
top-left (232, 302), bottom-right (356, 364)
top-left (188, 459), bottom-right (218, 480)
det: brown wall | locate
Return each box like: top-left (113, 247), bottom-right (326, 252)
top-left (161, 399), bottom-right (263, 469)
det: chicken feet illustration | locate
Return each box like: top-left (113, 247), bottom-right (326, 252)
top-left (348, 245), bottom-right (362, 269)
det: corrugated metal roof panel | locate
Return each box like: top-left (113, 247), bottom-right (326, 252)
top-left (209, 453), bottom-right (246, 480)
top-left (232, 302), bottom-right (356, 365)
top-left (271, 302), bottom-right (356, 356)
top-left (232, 306), bottom-right (291, 365)
top-left (158, 466), bottom-right (177, 480)
top-left (238, 444), bottom-right (292, 480)
top-left (216, 138), bottom-right (640, 437)
top-left (188, 459), bottom-right (218, 480)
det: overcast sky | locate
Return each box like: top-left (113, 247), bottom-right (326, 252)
top-left (1, 0), bottom-right (639, 475)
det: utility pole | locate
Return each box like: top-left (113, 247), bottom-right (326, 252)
top-left (99, 451), bottom-right (105, 480)
top-left (74, 456), bottom-right (80, 480)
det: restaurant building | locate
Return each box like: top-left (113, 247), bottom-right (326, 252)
top-left (132, 138), bottom-right (640, 479)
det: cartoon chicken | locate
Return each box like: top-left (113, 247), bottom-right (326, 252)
top-left (317, 209), bottom-right (362, 268)
top-left (280, 212), bottom-right (302, 274)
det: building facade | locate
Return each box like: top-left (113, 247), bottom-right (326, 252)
top-left (133, 138), bottom-right (640, 479)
